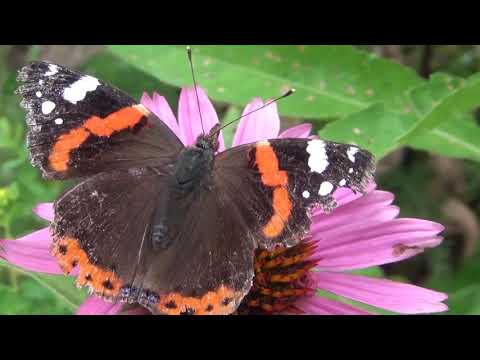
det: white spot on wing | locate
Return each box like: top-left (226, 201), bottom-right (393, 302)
top-left (306, 139), bottom-right (329, 174)
top-left (63, 75), bottom-right (100, 104)
top-left (347, 146), bottom-right (359, 162)
top-left (128, 168), bottom-right (147, 177)
top-left (302, 190), bottom-right (310, 199)
top-left (54, 118), bottom-right (63, 125)
top-left (318, 181), bottom-right (334, 196)
top-left (339, 179), bottom-right (346, 186)
top-left (41, 101), bottom-right (55, 114)
top-left (35, 91), bottom-right (42, 98)
top-left (45, 64), bottom-right (59, 76)
top-left (349, 168), bottom-right (354, 174)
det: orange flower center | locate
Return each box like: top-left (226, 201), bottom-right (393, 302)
top-left (237, 240), bottom-right (320, 315)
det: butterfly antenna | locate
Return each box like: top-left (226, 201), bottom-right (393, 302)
top-left (215, 88), bottom-right (296, 135)
top-left (186, 46), bottom-right (206, 135)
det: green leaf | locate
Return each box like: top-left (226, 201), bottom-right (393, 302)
top-left (408, 115), bottom-right (480, 162)
top-left (220, 105), bottom-right (242, 148)
top-left (350, 266), bottom-right (384, 278)
top-left (0, 261), bottom-right (86, 311)
top-left (319, 73), bottom-right (480, 162)
top-left (81, 51), bottom-right (179, 109)
top-left (427, 247), bottom-right (480, 315)
top-left (445, 286), bottom-right (480, 315)
top-left (108, 45), bottom-right (422, 119)
top-left (319, 103), bottom-right (417, 159)
top-left (0, 47), bottom-right (10, 90)
top-left (0, 278), bottom-right (72, 315)
top-left (408, 73), bottom-right (464, 115)
top-left (27, 273), bottom-right (87, 310)
top-left (107, 45), bottom-right (480, 163)
top-left (399, 72), bottom-right (480, 144)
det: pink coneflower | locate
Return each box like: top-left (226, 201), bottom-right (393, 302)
top-left (1, 86), bottom-right (447, 315)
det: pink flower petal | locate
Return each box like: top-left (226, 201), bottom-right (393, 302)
top-left (178, 86), bottom-right (225, 151)
top-left (124, 306), bottom-right (151, 315)
top-left (320, 181), bottom-right (377, 211)
top-left (312, 218), bottom-right (444, 271)
top-left (33, 203), bottom-right (54, 222)
top-left (278, 123), bottom-right (312, 139)
top-left (311, 272), bottom-right (448, 314)
top-left (295, 294), bottom-right (371, 315)
top-left (140, 91), bottom-right (155, 109)
top-left (232, 98), bottom-right (280, 146)
top-left (0, 227), bottom-right (63, 274)
top-left (311, 190), bottom-right (399, 234)
top-left (76, 295), bottom-right (123, 315)
top-left (141, 92), bottom-right (182, 141)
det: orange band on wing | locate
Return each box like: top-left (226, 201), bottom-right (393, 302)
top-left (157, 285), bottom-right (239, 315)
top-left (48, 106), bottom-right (146, 172)
top-left (84, 107), bottom-right (145, 137)
top-left (255, 142), bottom-right (292, 238)
top-left (255, 143), bottom-right (288, 186)
top-left (263, 187), bottom-right (293, 238)
top-left (49, 128), bottom-right (90, 171)
top-left (52, 237), bottom-right (122, 298)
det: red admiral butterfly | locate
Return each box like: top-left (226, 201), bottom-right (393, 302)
top-left (16, 59), bottom-right (375, 315)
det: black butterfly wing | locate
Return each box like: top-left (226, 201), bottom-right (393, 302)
top-left (51, 168), bottom-right (164, 302)
top-left (214, 138), bottom-right (376, 250)
top-left (16, 61), bottom-right (183, 179)
top-left (52, 165), bottom-right (255, 315)
top-left (141, 176), bottom-right (256, 315)
top-left (50, 135), bottom-right (374, 315)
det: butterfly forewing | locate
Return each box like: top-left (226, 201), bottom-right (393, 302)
top-left (215, 138), bottom-right (375, 250)
top-left (16, 61), bottom-right (183, 179)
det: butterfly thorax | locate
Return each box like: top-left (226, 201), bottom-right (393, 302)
top-left (196, 123), bottom-right (221, 152)
top-left (173, 125), bottom-right (221, 192)
top-left (151, 131), bottom-right (218, 251)
top-left (173, 145), bottom-right (215, 192)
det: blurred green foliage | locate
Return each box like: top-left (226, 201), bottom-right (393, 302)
top-left (1, 45), bottom-right (480, 315)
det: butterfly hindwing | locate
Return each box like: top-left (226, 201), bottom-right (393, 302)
top-left (52, 168), bottom-right (163, 300)
top-left (144, 176), bottom-right (256, 315)
top-left (52, 165), bottom-right (255, 315)
top-left (17, 61), bottom-right (183, 179)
